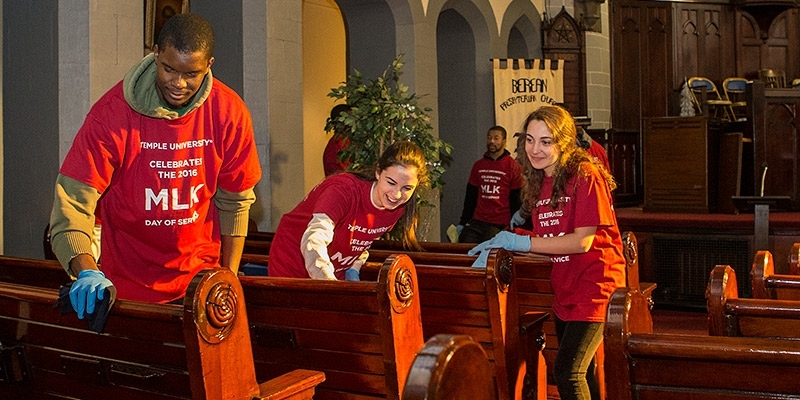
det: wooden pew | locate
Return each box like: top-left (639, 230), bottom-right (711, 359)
top-left (707, 264), bottom-right (800, 338)
top-left (0, 254), bottom-right (69, 289)
top-left (0, 264), bottom-right (325, 399)
top-left (359, 249), bottom-right (549, 400)
top-left (605, 286), bottom-right (800, 399)
top-left (240, 245), bottom-right (549, 400)
top-left (402, 334), bottom-right (497, 400)
top-left (243, 230), bottom-right (650, 399)
top-left (239, 253), bottom-right (426, 400)
top-left (750, 249), bottom-right (800, 300)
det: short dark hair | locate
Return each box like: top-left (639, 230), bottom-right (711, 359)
top-left (157, 14), bottom-right (215, 59)
top-left (488, 125), bottom-right (507, 139)
top-left (330, 104), bottom-right (352, 121)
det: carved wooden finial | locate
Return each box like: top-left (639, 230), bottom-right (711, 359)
top-left (495, 249), bottom-right (514, 292)
top-left (196, 281), bottom-right (238, 344)
top-left (393, 265), bottom-right (415, 311)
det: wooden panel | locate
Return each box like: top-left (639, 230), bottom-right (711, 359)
top-left (607, 129), bottom-right (642, 206)
top-left (611, 1), bottom-right (672, 131)
top-left (643, 116), bottom-right (720, 212)
top-left (745, 81), bottom-right (800, 208)
top-left (542, 9), bottom-right (586, 116)
top-left (611, 3), bottom-right (645, 130)
top-left (674, 3), bottom-right (736, 83)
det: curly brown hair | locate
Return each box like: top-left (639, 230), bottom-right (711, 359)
top-left (515, 105), bottom-right (616, 211)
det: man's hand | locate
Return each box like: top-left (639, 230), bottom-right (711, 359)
top-left (69, 270), bottom-right (113, 319)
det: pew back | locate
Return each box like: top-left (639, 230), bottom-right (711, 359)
top-left (0, 255), bottom-right (69, 289)
top-left (707, 264), bottom-right (800, 338)
top-left (240, 254), bottom-right (424, 400)
top-left (243, 236), bottom-right (550, 400)
top-left (0, 258), bottom-right (325, 400)
top-left (606, 287), bottom-right (800, 399)
top-left (360, 249), bottom-right (546, 400)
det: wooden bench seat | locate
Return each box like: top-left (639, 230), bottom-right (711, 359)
top-left (0, 264), bottom-right (325, 399)
top-left (707, 264), bottom-right (800, 338)
top-left (240, 253), bottom-right (425, 400)
top-left (605, 286), bottom-right (800, 399)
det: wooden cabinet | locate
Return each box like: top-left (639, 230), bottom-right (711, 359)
top-left (643, 116), bottom-right (721, 213)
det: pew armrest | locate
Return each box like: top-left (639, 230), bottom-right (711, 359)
top-left (519, 311), bottom-right (549, 400)
top-left (520, 311), bottom-right (549, 339)
top-left (256, 369), bottom-right (326, 400)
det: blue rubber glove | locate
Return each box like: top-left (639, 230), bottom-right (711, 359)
top-left (70, 270), bottom-right (113, 320)
top-left (472, 250), bottom-right (490, 268)
top-left (510, 210), bottom-right (526, 229)
top-left (456, 225), bottom-right (464, 235)
top-left (345, 268), bottom-right (361, 281)
top-left (467, 231), bottom-right (531, 256)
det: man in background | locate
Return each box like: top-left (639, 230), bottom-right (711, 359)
top-left (323, 104), bottom-right (352, 176)
top-left (457, 125), bottom-right (523, 243)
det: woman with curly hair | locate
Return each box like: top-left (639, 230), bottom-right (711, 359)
top-left (469, 105), bottom-right (625, 400)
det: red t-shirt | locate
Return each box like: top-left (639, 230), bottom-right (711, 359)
top-left (587, 140), bottom-right (610, 171)
top-left (60, 80), bottom-right (262, 303)
top-left (269, 173), bottom-right (403, 279)
top-left (468, 152), bottom-right (523, 225)
top-left (322, 136), bottom-right (350, 176)
top-left (531, 165), bottom-right (626, 322)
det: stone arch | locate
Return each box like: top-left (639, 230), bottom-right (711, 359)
top-left (431, 0), bottom-right (496, 240)
top-left (334, 0), bottom-right (398, 79)
top-left (500, 0), bottom-right (543, 59)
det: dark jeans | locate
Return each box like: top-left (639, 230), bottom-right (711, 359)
top-left (458, 219), bottom-right (504, 243)
top-left (553, 316), bottom-right (604, 400)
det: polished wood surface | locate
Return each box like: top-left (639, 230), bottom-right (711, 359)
top-left (707, 264), bottom-right (800, 337)
top-left (240, 254), bottom-right (424, 400)
top-left (243, 237), bottom-right (549, 400)
top-left (244, 231), bottom-right (653, 400)
top-left (605, 286), bottom-right (800, 399)
top-left (751, 249), bottom-right (800, 300)
top-left (0, 260), bottom-right (325, 399)
top-left (643, 116), bottom-right (721, 213)
top-left (403, 334), bottom-right (497, 400)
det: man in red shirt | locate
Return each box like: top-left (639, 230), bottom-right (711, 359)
top-left (458, 126), bottom-right (524, 243)
top-left (322, 104), bottom-right (352, 176)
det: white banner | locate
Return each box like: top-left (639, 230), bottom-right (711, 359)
top-left (493, 59), bottom-right (564, 153)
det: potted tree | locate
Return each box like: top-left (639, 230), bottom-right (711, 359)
top-left (325, 54), bottom-right (452, 239)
